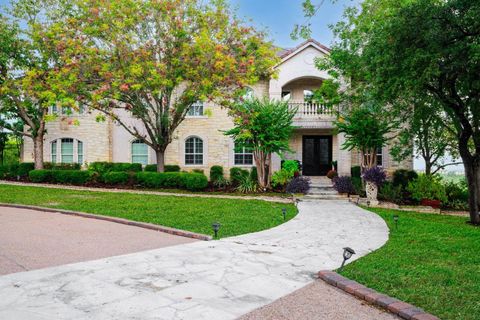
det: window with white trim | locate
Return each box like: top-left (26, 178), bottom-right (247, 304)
top-left (51, 140), bottom-right (57, 163)
top-left (185, 137), bottom-right (203, 165)
top-left (77, 141), bottom-right (84, 164)
top-left (187, 101), bottom-right (204, 117)
top-left (234, 141), bottom-right (253, 165)
top-left (51, 138), bottom-right (83, 164)
top-left (131, 140), bottom-right (148, 165)
top-left (304, 89), bottom-right (313, 102)
top-left (61, 138), bottom-right (74, 163)
top-left (376, 147), bottom-right (383, 167)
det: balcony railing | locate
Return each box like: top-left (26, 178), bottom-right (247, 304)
top-left (288, 101), bottom-right (336, 118)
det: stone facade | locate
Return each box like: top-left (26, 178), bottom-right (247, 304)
top-left (23, 39), bottom-right (413, 177)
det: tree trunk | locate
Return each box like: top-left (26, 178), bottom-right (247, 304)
top-left (424, 159), bottom-right (432, 176)
top-left (33, 135), bottom-right (44, 170)
top-left (155, 149), bottom-right (165, 172)
top-left (254, 150), bottom-right (271, 190)
top-left (463, 158), bottom-right (480, 225)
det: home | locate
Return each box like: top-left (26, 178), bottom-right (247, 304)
top-left (22, 39), bottom-right (413, 176)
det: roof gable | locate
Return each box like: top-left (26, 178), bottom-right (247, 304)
top-left (278, 39), bottom-right (330, 62)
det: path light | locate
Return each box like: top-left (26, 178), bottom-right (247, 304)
top-left (212, 222), bottom-right (221, 239)
top-left (393, 214), bottom-right (399, 230)
top-left (339, 247), bottom-right (356, 272)
top-left (282, 208), bottom-right (287, 221)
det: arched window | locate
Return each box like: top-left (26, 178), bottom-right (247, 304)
top-left (50, 138), bottom-right (84, 164)
top-left (187, 101), bottom-right (204, 117)
top-left (234, 141), bottom-right (253, 165)
top-left (185, 137), bottom-right (203, 165)
top-left (304, 89), bottom-right (313, 103)
top-left (243, 87), bottom-right (254, 100)
top-left (131, 139), bottom-right (148, 165)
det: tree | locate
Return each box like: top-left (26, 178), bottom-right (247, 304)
top-left (50, 0), bottom-right (278, 172)
top-left (391, 100), bottom-right (460, 176)
top-left (0, 0), bottom-right (75, 169)
top-left (225, 98), bottom-right (296, 190)
top-left (315, 0), bottom-right (480, 224)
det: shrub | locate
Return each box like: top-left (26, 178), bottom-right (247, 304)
top-left (407, 174), bottom-right (447, 202)
top-left (210, 165), bottom-right (224, 182)
top-left (271, 168), bottom-right (294, 188)
top-left (326, 169), bottom-right (338, 180)
top-left (230, 167), bottom-right (249, 186)
top-left (213, 176), bottom-right (230, 189)
top-left (351, 166), bottom-right (361, 178)
top-left (250, 166), bottom-right (258, 182)
top-left (29, 170), bottom-right (52, 183)
top-left (0, 164), bottom-right (17, 179)
top-left (236, 175), bottom-right (258, 193)
top-left (351, 176), bottom-right (363, 196)
top-left (332, 176), bottom-right (355, 194)
top-left (184, 173), bottom-right (208, 191)
top-left (17, 162), bottom-right (35, 177)
top-left (379, 182), bottom-right (403, 203)
top-left (144, 164), bottom-right (181, 172)
top-left (44, 162), bottom-right (81, 170)
top-left (444, 180), bottom-right (469, 209)
top-left (362, 166), bottom-right (386, 187)
top-left (286, 176), bottom-right (311, 194)
top-left (282, 160), bottom-right (300, 173)
top-left (89, 162), bottom-right (142, 174)
top-left (51, 170), bottom-right (94, 185)
top-left (103, 172), bottom-right (130, 185)
top-left (144, 164), bottom-right (157, 172)
top-left (165, 165), bottom-right (181, 172)
top-left (392, 169), bottom-right (418, 190)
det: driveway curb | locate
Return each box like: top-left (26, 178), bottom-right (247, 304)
top-left (318, 271), bottom-right (439, 320)
top-left (0, 203), bottom-right (212, 241)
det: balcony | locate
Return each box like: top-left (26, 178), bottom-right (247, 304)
top-left (288, 101), bottom-right (336, 129)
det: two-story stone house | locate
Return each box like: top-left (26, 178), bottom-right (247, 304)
top-left (22, 39), bottom-right (413, 176)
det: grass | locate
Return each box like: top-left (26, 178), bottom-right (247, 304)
top-left (0, 184), bottom-right (296, 238)
top-left (342, 207), bottom-right (480, 320)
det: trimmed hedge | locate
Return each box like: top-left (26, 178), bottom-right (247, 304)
top-left (17, 162), bottom-right (35, 177)
top-left (0, 164), bottom-right (17, 179)
top-left (29, 169), bottom-right (93, 185)
top-left (351, 166), bottom-right (361, 178)
top-left (210, 165), bottom-right (224, 182)
top-left (392, 169), bottom-right (418, 189)
top-left (88, 162), bottom-right (142, 174)
top-left (230, 167), bottom-right (249, 186)
top-left (136, 172), bottom-right (207, 191)
top-left (103, 171), bottom-right (130, 185)
top-left (144, 164), bottom-right (181, 172)
top-left (44, 162), bottom-right (81, 170)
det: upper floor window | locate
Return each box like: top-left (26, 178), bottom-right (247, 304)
top-left (51, 138), bottom-right (83, 164)
top-left (187, 101), bottom-right (204, 117)
top-left (185, 136), bottom-right (203, 165)
top-left (234, 141), bottom-right (253, 165)
top-left (304, 90), bottom-right (313, 103)
top-left (131, 139), bottom-right (148, 165)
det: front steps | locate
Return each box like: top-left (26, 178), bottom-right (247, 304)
top-left (303, 176), bottom-right (347, 201)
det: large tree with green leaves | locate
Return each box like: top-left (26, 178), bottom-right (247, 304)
top-left (0, 0), bottom-right (75, 169)
top-left (49, 0), bottom-right (278, 172)
top-left (312, 0), bottom-right (480, 224)
top-left (225, 98), bottom-right (296, 190)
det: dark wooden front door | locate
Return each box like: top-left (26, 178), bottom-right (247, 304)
top-left (302, 136), bottom-right (332, 176)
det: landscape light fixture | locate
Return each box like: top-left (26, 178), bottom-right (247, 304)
top-left (393, 215), bottom-right (399, 229)
top-left (212, 222), bottom-right (221, 239)
top-left (339, 247), bottom-right (356, 271)
top-left (282, 208), bottom-right (287, 221)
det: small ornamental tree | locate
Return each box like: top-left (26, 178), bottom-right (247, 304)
top-left (50, 0), bottom-right (278, 172)
top-left (225, 98), bottom-right (296, 190)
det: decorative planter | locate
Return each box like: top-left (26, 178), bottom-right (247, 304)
top-left (421, 199), bottom-right (442, 209)
top-left (366, 181), bottom-right (378, 201)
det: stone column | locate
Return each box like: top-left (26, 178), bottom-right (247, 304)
top-left (337, 132), bottom-right (351, 176)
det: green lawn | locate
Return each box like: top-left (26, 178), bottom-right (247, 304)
top-left (0, 184), bottom-right (296, 238)
top-left (342, 207), bottom-right (480, 320)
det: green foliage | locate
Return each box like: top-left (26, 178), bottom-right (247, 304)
top-left (351, 166), bottom-right (361, 178)
top-left (135, 172), bottom-right (207, 191)
top-left (210, 165), bottom-right (224, 183)
top-left (89, 162), bottom-right (142, 175)
top-left (144, 164), bottom-right (180, 172)
top-left (444, 180), bottom-right (469, 210)
top-left (250, 166), bottom-right (258, 182)
top-left (236, 175), bottom-right (258, 193)
top-left (29, 169), bottom-right (93, 185)
top-left (28, 169), bottom-right (52, 183)
top-left (17, 162), bottom-right (34, 177)
top-left (379, 182), bottom-right (403, 203)
top-left (213, 176), bottom-right (230, 189)
top-left (192, 169), bottom-right (204, 174)
top-left (281, 160), bottom-right (299, 173)
top-left (103, 172), bottom-right (130, 185)
top-left (271, 169), bottom-right (294, 188)
top-left (407, 174), bottom-right (447, 202)
top-left (230, 167), bottom-right (249, 186)
top-left (184, 173), bottom-right (209, 191)
top-left (44, 162), bottom-right (81, 170)
top-left (0, 163), bottom-right (18, 179)
top-left (311, 79), bottom-right (343, 109)
top-left (392, 169), bottom-right (418, 190)
top-left (351, 176), bottom-right (364, 196)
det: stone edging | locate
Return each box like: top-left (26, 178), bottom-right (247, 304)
top-left (0, 203), bottom-right (212, 241)
top-left (318, 271), bottom-right (439, 320)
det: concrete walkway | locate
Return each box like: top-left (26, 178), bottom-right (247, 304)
top-left (0, 201), bottom-right (389, 320)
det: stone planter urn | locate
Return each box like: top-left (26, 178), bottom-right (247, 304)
top-left (365, 181), bottom-right (379, 205)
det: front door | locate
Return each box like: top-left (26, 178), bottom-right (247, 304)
top-left (302, 135), bottom-right (332, 176)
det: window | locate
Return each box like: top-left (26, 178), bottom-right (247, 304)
top-left (187, 101), bottom-right (204, 117)
top-left (185, 137), bottom-right (203, 165)
top-left (304, 89), bottom-right (313, 103)
top-left (243, 87), bottom-right (254, 100)
top-left (61, 138), bottom-right (74, 163)
top-left (77, 141), bottom-right (84, 164)
top-left (51, 105), bottom-right (58, 114)
top-left (51, 140), bottom-right (57, 163)
top-left (281, 91), bottom-right (291, 101)
top-left (376, 147), bottom-right (383, 167)
top-left (61, 106), bottom-right (72, 115)
top-left (131, 140), bottom-right (148, 165)
top-left (234, 141), bottom-right (253, 165)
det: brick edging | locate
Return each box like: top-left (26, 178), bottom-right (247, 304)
top-left (0, 203), bottom-right (212, 241)
top-left (318, 271), bottom-right (439, 320)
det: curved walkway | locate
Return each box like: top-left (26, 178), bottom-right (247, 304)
top-left (0, 200), bottom-right (389, 320)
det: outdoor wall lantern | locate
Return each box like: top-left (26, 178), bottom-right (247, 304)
top-left (282, 208), bottom-right (287, 221)
top-left (212, 222), bottom-right (221, 239)
top-left (393, 214), bottom-right (399, 229)
top-left (340, 247), bottom-right (356, 271)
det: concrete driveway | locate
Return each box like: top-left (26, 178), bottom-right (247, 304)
top-left (0, 200), bottom-right (389, 320)
top-left (0, 206), bottom-right (196, 275)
